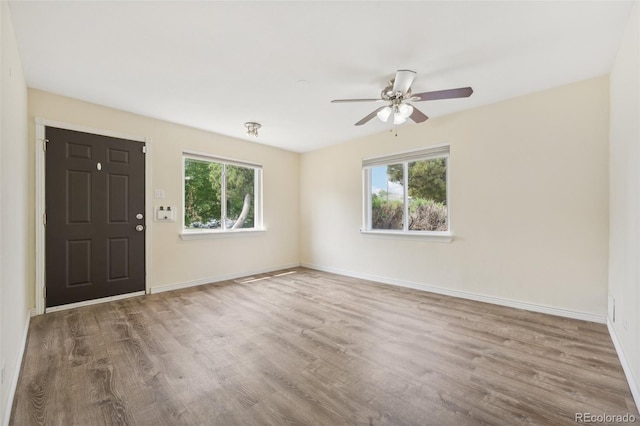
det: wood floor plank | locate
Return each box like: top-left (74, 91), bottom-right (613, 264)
top-left (10, 268), bottom-right (639, 425)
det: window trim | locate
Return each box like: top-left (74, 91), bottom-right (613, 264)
top-left (181, 151), bottom-right (264, 237)
top-left (361, 143), bottom-right (452, 240)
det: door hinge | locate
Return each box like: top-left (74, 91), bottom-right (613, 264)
top-left (43, 138), bottom-right (49, 152)
top-left (142, 145), bottom-right (146, 154)
top-left (43, 286), bottom-right (46, 298)
top-left (43, 212), bottom-right (47, 226)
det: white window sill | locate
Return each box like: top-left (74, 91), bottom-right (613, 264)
top-left (360, 229), bottom-right (453, 243)
top-left (180, 228), bottom-right (266, 240)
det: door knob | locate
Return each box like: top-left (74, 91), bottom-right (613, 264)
top-left (136, 213), bottom-right (143, 220)
top-left (135, 225), bottom-right (144, 232)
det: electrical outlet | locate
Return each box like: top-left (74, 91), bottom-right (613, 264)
top-left (156, 206), bottom-right (175, 221)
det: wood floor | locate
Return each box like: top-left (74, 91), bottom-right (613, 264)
top-left (10, 268), bottom-right (638, 425)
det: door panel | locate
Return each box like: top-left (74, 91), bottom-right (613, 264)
top-left (67, 170), bottom-right (92, 223)
top-left (67, 239), bottom-right (91, 285)
top-left (46, 126), bottom-right (145, 307)
top-left (108, 147), bottom-right (129, 164)
top-left (108, 173), bottom-right (129, 223)
top-left (108, 237), bottom-right (129, 280)
top-left (67, 142), bottom-right (92, 159)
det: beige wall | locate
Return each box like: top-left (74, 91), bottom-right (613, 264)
top-left (0, 1), bottom-right (30, 422)
top-left (28, 89), bottom-right (300, 299)
top-left (301, 76), bottom-right (610, 320)
top-left (608, 2), bottom-right (639, 405)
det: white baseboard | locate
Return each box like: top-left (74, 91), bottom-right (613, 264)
top-left (607, 319), bottom-right (640, 411)
top-left (149, 263), bottom-right (301, 294)
top-left (2, 310), bottom-right (32, 426)
top-left (301, 263), bottom-right (607, 324)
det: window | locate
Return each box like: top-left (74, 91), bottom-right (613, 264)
top-left (363, 145), bottom-right (450, 236)
top-left (183, 153), bottom-right (262, 233)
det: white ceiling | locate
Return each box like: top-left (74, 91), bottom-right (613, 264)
top-left (8, 1), bottom-right (635, 153)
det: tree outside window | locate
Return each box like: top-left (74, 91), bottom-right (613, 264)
top-left (184, 156), bottom-right (260, 231)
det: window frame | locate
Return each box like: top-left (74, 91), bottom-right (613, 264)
top-left (181, 151), bottom-right (264, 239)
top-left (361, 144), bottom-right (452, 242)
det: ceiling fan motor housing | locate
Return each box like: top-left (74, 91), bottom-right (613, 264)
top-left (381, 81), bottom-right (411, 102)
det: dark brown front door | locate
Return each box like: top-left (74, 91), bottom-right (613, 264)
top-left (45, 127), bottom-right (145, 308)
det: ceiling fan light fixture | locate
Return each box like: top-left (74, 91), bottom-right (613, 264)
top-left (398, 103), bottom-right (413, 118)
top-left (393, 114), bottom-right (407, 125)
top-left (377, 106), bottom-right (392, 123)
top-left (389, 103), bottom-right (412, 124)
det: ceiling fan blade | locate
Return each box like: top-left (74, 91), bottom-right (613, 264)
top-left (392, 70), bottom-right (417, 95)
top-left (409, 105), bottom-right (429, 123)
top-left (355, 106), bottom-right (386, 126)
top-left (412, 87), bottom-right (473, 102)
top-left (331, 98), bottom-right (382, 103)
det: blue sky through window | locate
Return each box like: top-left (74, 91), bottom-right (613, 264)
top-left (371, 166), bottom-right (403, 199)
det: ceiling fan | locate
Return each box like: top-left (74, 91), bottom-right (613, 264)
top-left (331, 70), bottom-right (473, 126)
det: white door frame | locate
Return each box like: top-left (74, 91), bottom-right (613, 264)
top-left (34, 117), bottom-right (153, 315)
